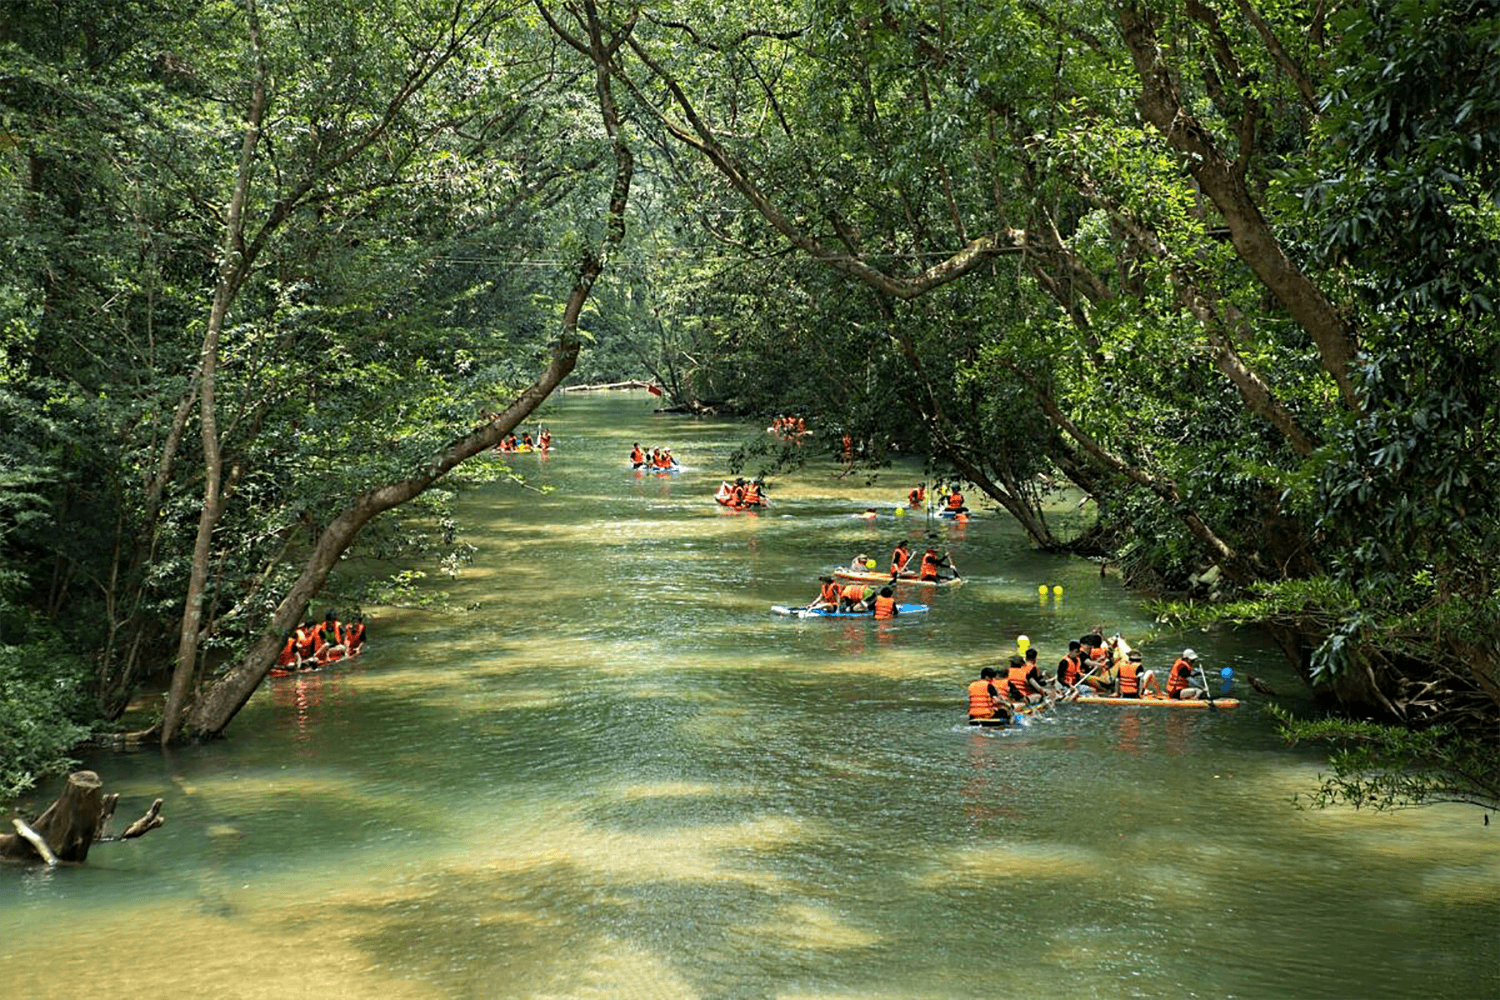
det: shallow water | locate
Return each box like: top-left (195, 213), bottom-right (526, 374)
top-left (3, 391), bottom-right (1496, 1000)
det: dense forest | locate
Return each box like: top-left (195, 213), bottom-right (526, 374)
top-left (1, 1), bottom-right (1496, 808)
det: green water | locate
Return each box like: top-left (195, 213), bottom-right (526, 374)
top-left (3, 391), bottom-right (1496, 1000)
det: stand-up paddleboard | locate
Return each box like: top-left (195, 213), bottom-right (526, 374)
top-left (770, 603), bottom-right (929, 618)
top-left (832, 569), bottom-right (961, 586)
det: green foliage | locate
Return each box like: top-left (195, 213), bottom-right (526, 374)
top-left (0, 608), bottom-right (93, 799)
top-left (1268, 703), bottom-right (1500, 814)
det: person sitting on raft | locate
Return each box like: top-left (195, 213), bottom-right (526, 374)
top-left (943, 487), bottom-right (968, 515)
top-left (1166, 649), bottom-right (1204, 700)
top-left (850, 553), bottom-right (873, 572)
top-left (1112, 650), bottom-right (1161, 698)
top-left (811, 576), bottom-right (842, 611)
top-left (837, 583), bottom-right (876, 613)
top-left (872, 586), bottom-right (899, 620)
top-left (539, 430), bottom-right (552, 451)
top-left (1006, 654), bottom-right (1047, 705)
top-left (521, 432), bottom-right (535, 449)
top-left (631, 443), bottom-right (646, 467)
top-left (742, 479), bottom-right (763, 505)
top-left (276, 630), bottom-right (301, 671)
top-left (968, 666), bottom-right (1015, 724)
top-left (313, 610), bottom-right (348, 664)
top-left (345, 615), bottom-right (366, 656)
top-left (890, 539), bottom-right (912, 577)
top-left (908, 483), bottom-right (926, 507)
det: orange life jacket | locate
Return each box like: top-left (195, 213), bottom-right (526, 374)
top-left (920, 553), bottom-right (940, 579)
top-left (277, 637), bottom-right (297, 667)
top-left (1167, 658), bottom-right (1194, 695)
top-left (1060, 653), bottom-right (1082, 686)
top-left (744, 484), bottom-right (761, 503)
top-left (1118, 662), bottom-right (1141, 696)
top-left (873, 595), bottom-right (896, 619)
top-left (295, 626), bottom-right (316, 658)
top-left (1007, 665), bottom-right (1032, 700)
top-left (731, 485), bottom-right (746, 505)
top-left (908, 487), bottom-right (925, 505)
top-left (345, 621), bottom-right (365, 648)
top-left (631, 448), bottom-right (645, 464)
top-left (841, 584), bottom-right (868, 603)
top-left (540, 433), bottom-right (551, 448)
top-left (946, 492), bottom-right (964, 510)
top-left (821, 581), bottom-right (842, 604)
top-left (968, 679), bottom-right (1000, 718)
top-left (891, 547), bottom-right (910, 575)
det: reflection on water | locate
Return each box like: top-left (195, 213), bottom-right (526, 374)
top-left (3, 392), bottom-right (1497, 1000)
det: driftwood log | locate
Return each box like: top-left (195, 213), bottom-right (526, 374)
top-left (0, 771), bottom-right (164, 865)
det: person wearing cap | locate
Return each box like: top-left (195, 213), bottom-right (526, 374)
top-left (1112, 649), bottom-right (1160, 698)
top-left (967, 666), bottom-right (1014, 724)
top-left (850, 552), bottom-right (873, 572)
top-left (1167, 649), bottom-right (1205, 700)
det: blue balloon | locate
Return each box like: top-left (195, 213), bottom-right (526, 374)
top-left (1220, 667), bottom-right (1234, 680)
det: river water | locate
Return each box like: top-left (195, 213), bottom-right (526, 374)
top-left (3, 391), bottom-right (1496, 999)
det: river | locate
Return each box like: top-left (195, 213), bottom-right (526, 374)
top-left (3, 391), bottom-right (1496, 999)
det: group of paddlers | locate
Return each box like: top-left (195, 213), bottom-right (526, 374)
top-left (275, 610), bottom-right (367, 672)
top-left (806, 542), bottom-right (960, 617)
top-left (967, 632), bottom-right (1213, 723)
top-left (906, 483), bottom-right (969, 516)
top-left (630, 443), bottom-right (679, 469)
top-left (496, 428), bottom-right (551, 453)
top-left (768, 415), bottom-right (808, 441)
top-left (714, 477), bottom-right (768, 508)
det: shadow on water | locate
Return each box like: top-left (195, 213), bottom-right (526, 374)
top-left (3, 392), bottom-right (1496, 1000)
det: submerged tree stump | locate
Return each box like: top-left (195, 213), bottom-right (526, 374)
top-left (0, 771), bottom-right (164, 864)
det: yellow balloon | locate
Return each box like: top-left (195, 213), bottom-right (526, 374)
top-left (1017, 634), bottom-right (1030, 652)
top-left (894, 507), bottom-right (905, 517)
top-left (866, 559), bottom-right (877, 569)
top-left (1053, 585), bottom-right (1064, 596)
top-left (1038, 584), bottom-right (1048, 593)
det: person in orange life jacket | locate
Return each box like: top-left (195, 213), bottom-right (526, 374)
top-left (890, 539), bottom-right (912, 576)
top-left (968, 667), bottom-right (1014, 723)
top-left (743, 480), bottom-right (763, 505)
top-left (811, 576), bottom-right (842, 611)
top-left (1006, 654), bottom-right (1046, 704)
top-left (872, 586), bottom-right (899, 620)
top-left (943, 487), bottom-right (968, 514)
top-left (908, 483), bottom-right (926, 506)
top-left (345, 615), bottom-right (367, 655)
top-left (521, 432), bottom-right (534, 449)
top-left (838, 583), bottom-right (875, 613)
top-left (294, 621), bottom-right (318, 662)
top-left (539, 430), bottom-right (552, 450)
top-left (1056, 639), bottom-right (1084, 687)
top-left (1166, 649), bottom-right (1204, 700)
top-left (918, 547), bottom-right (957, 581)
top-left (1112, 650), bottom-right (1161, 698)
top-left (631, 443), bottom-right (646, 466)
top-left (276, 631), bottom-right (300, 670)
top-left (313, 610), bottom-right (346, 663)
top-left (730, 478), bottom-right (747, 505)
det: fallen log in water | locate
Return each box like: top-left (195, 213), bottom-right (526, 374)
top-left (561, 379), bottom-right (656, 392)
top-left (0, 771), bottom-right (165, 864)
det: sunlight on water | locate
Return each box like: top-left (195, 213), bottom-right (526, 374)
top-left (4, 393), bottom-right (1497, 1000)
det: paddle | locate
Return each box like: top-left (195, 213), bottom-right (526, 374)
top-left (1196, 664), bottom-right (1219, 712)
